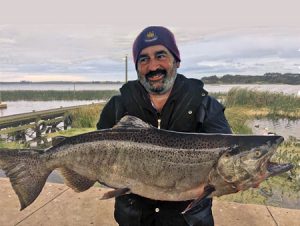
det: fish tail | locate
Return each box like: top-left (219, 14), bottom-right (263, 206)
top-left (0, 148), bottom-right (51, 210)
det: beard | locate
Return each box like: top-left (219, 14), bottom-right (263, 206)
top-left (138, 66), bottom-right (177, 95)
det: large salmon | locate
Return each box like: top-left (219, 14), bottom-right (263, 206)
top-left (0, 116), bottom-right (293, 211)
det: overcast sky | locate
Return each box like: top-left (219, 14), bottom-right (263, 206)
top-left (0, 0), bottom-right (299, 82)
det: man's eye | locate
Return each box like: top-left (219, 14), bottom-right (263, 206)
top-left (138, 57), bottom-right (148, 64)
top-left (156, 53), bottom-right (167, 59)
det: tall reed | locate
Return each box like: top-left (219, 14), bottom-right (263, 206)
top-left (0, 90), bottom-right (119, 101)
top-left (225, 88), bottom-right (300, 118)
top-left (69, 103), bottom-right (104, 128)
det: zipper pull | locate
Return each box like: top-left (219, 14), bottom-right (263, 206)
top-left (157, 118), bottom-right (161, 129)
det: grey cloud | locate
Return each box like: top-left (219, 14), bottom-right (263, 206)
top-left (0, 25), bottom-right (299, 81)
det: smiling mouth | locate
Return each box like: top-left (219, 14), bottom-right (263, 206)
top-left (148, 74), bottom-right (165, 82)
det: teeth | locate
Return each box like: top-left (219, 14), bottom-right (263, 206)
top-left (148, 74), bottom-right (164, 80)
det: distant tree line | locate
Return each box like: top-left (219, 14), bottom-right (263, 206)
top-left (201, 73), bottom-right (300, 85)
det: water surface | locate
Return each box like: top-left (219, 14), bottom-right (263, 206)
top-left (1, 83), bottom-right (299, 95)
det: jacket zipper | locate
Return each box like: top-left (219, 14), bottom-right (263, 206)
top-left (157, 113), bottom-right (161, 129)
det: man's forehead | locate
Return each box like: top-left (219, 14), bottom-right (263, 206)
top-left (139, 45), bottom-right (171, 56)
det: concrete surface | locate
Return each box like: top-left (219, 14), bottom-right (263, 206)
top-left (0, 178), bottom-right (299, 226)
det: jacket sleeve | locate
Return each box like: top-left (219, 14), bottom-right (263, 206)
top-left (96, 95), bottom-right (126, 130)
top-left (198, 96), bottom-right (232, 134)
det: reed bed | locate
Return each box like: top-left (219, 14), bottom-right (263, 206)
top-left (0, 90), bottom-right (119, 101)
top-left (225, 88), bottom-right (300, 118)
top-left (68, 103), bottom-right (104, 128)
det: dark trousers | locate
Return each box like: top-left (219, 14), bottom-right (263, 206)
top-left (114, 194), bottom-right (214, 226)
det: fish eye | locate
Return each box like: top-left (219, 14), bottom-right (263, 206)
top-left (255, 150), bottom-right (261, 157)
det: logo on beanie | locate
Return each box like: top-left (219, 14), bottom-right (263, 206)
top-left (144, 31), bottom-right (158, 42)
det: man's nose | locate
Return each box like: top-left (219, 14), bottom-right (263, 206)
top-left (148, 58), bottom-right (160, 71)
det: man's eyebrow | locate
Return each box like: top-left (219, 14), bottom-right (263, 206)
top-left (138, 54), bottom-right (149, 59)
top-left (155, 50), bottom-right (168, 55)
top-left (138, 50), bottom-right (168, 59)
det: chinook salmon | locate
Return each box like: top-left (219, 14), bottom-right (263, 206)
top-left (0, 116), bottom-right (293, 211)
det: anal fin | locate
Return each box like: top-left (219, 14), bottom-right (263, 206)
top-left (59, 168), bottom-right (95, 192)
top-left (100, 188), bottom-right (130, 199)
top-left (182, 185), bottom-right (215, 214)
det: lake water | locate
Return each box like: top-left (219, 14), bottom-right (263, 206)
top-left (0, 83), bottom-right (123, 91)
top-left (248, 118), bottom-right (300, 140)
top-left (0, 100), bottom-right (102, 117)
top-left (0, 83), bottom-right (299, 138)
top-left (0, 83), bottom-right (299, 117)
top-left (1, 83), bottom-right (300, 95)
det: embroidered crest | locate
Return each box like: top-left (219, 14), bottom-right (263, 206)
top-left (144, 31), bottom-right (158, 42)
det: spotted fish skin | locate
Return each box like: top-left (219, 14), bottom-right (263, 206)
top-left (0, 116), bottom-right (292, 210)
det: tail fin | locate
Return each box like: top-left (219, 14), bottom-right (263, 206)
top-left (0, 148), bottom-right (51, 210)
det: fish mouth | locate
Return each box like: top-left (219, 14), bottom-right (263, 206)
top-left (274, 136), bottom-right (284, 146)
top-left (267, 161), bottom-right (293, 177)
top-left (266, 136), bottom-right (292, 177)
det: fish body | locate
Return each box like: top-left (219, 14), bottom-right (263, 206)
top-left (0, 116), bottom-right (293, 210)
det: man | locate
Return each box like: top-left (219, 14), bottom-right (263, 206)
top-left (97, 26), bottom-right (232, 226)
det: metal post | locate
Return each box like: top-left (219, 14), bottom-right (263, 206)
top-left (125, 55), bottom-right (128, 83)
top-left (73, 82), bottom-right (76, 99)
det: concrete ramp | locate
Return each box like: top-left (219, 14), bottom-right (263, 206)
top-left (0, 178), bottom-right (299, 226)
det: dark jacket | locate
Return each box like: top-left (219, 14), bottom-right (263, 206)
top-left (97, 74), bottom-right (232, 226)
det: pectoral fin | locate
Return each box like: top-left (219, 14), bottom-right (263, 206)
top-left (100, 188), bottom-right (130, 199)
top-left (182, 185), bottom-right (215, 214)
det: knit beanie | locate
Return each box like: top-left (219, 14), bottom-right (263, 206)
top-left (132, 26), bottom-right (181, 67)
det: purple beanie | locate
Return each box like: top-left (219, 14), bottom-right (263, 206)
top-left (132, 26), bottom-right (181, 66)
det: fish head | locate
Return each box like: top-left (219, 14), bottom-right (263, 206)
top-left (211, 135), bottom-right (293, 195)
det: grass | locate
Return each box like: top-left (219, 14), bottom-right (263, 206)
top-left (224, 107), bottom-right (253, 134)
top-left (0, 141), bottom-right (25, 149)
top-left (224, 88), bottom-right (300, 119)
top-left (68, 103), bottom-right (104, 128)
top-left (46, 128), bottom-right (96, 138)
top-left (0, 90), bottom-right (119, 101)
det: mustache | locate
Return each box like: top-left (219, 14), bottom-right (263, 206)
top-left (145, 69), bottom-right (167, 79)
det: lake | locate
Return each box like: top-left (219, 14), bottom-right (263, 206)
top-left (0, 83), bottom-right (299, 117)
top-left (248, 118), bottom-right (300, 140)
top-left (1, 83), bottom-right (300, 95)
top-left (0, 83), bottom-right (299, 209)
top-left (0, 100), bottom-right (101, 117)
top-left (0, 83), bottom-right (299, 139)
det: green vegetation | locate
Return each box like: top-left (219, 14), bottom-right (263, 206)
top-left (0, 141), bottom-right (25, 149)
top-left (47, 128), bottom-right (96, 138)
top-left (68, 103), bottom-right (104, 128)
top-left (202, 73), bottom-right (300, 84)
top-left (224, 88), bottom-right (300, 119)
top-left (0, 90), bottom-right (119, 101)
top-left (224, 108), bottom-right (253, 134)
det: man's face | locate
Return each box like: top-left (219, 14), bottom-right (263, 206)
top-left (136, 45), bottom-right (180, 95)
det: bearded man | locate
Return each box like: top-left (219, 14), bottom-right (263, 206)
top-left (97, 26), bottom-right (232, 226)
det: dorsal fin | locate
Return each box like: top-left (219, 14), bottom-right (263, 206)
top-left (113, 115), bottom-right (154, 129)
